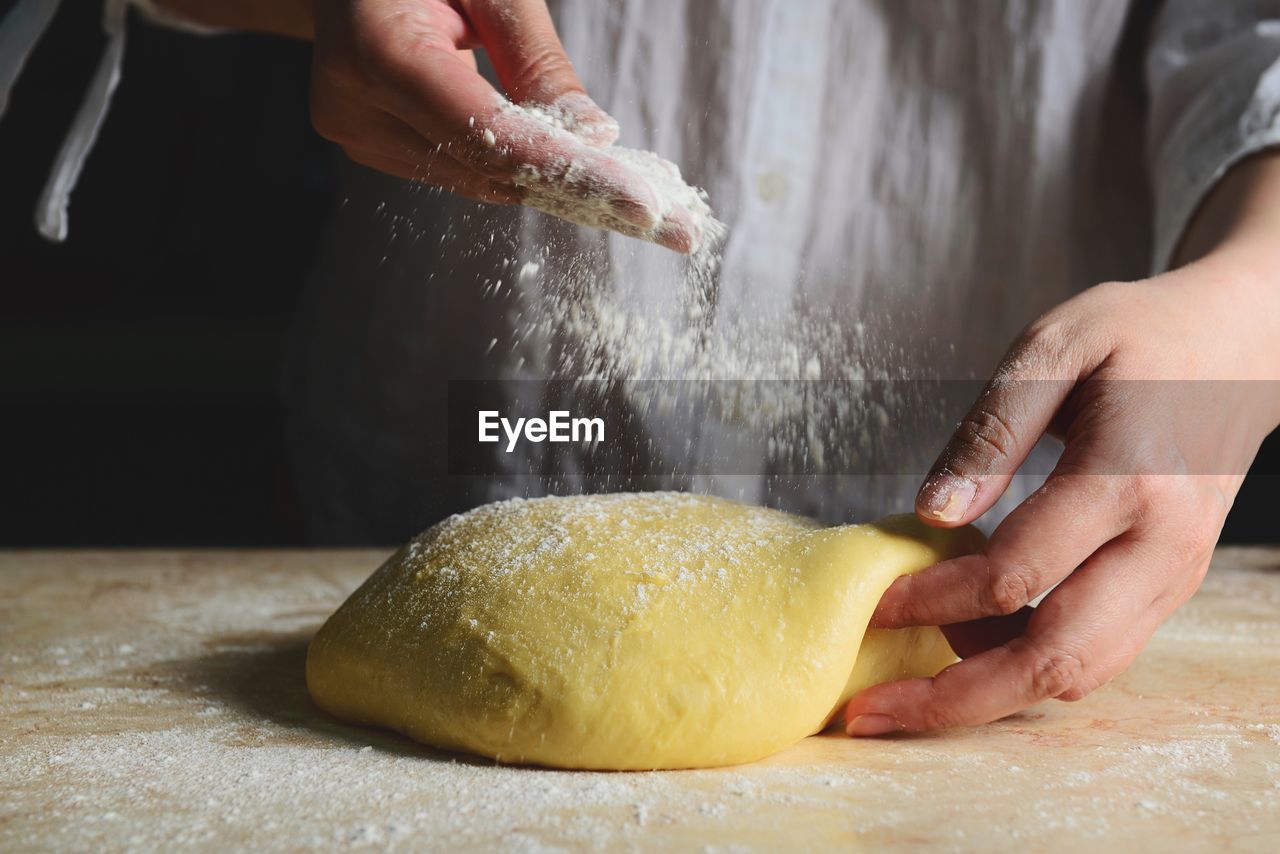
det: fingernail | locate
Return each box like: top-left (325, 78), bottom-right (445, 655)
top-left (846, 714), bottom-right (903, 737)
top-left (652, 220), bottom-right (696, 254)
top-left (917, 474), bottom-right (977, 523)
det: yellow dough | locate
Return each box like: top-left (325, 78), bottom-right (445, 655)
top-left (306, 493), bottom-right (983, 770)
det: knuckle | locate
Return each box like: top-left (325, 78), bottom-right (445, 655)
top-left (1129, 478), bottom-right (1225, 562)
top-left (1104, 476), bottom-right (1148, 527)
top-left (985, 567), bottom-right (1035, 615)
top-left (894, 598), bottom-right (936, 630)
top-left (1030, 648), bottom-right (1087, 700)
top-left (1020, 287), bottom-right (1126, 361)
top-left (1016, 312), bottom-right (1100, 377)
top-left (460, 125), bottom-right (526, 180)
top-left (1022, 316), bottom-right (1063, 347)
top-left (954, 406), bottom-right (1019, 469)
top-left (920, 702), bottom-right (965, 732)
top-left (1020, 315), bottom-right (1077, 361)
top-left (1086, 280), bottom-right (1134, 306)
top-left (1128, 475), bottom-right (1172, 520)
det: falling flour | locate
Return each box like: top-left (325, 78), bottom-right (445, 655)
top-left (485, 234), bottom-right (933, 482)
top-left (466, 100), bottom-right (893, 476)
top-left (394, 99), bottom-right (940, 484)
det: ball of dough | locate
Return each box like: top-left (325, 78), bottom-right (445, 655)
top-left (306, 493), bottom-right (982, 770)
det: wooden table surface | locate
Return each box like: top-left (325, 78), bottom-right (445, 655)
top-left (2, 547), bottom-right (1278, 852)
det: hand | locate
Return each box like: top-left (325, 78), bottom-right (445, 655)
top-left (156, 0), bottom-right (699, 251)
top-left (843, 153), bottom-right (1280, 736)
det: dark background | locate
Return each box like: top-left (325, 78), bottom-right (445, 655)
top-left (1, 3), bottom-right (1275, 546)
top-left (1, 2), bottom-right (330, 545)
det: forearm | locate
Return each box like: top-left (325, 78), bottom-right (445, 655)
top-left (1174, 150), bottom-right (1280, 273)
top-left (1171, 149), bottom-right (1280, 423)
top-left (151, 0), bottom-right (315, 40)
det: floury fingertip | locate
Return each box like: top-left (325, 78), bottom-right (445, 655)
top-left (917, 474), bottom-right (978, 523)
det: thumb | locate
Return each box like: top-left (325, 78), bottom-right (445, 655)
top-left (917, 340), bottom-right (1078, 526)
top-left (458, 0), bottom-right (619, 147)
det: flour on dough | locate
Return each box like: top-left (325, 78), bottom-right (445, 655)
top-left (306, 493), bottom-right (982, 770)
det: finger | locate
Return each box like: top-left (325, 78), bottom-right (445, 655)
top-left (1030, 532), bottom-right (1201, 700)
top-left (940, 608), bottom-right (1033, 658)
top-left (342, 146), bottom-right (524, 205)
top-left (315, 98), bottom-right (441, 163)
top-left (455, 47), bottom-right (480, 74)
top-left (651, 204), bottom-right (700, 254)
top-left (342, 146), bottom-right (421, 180)
top-left (371, 48), bottom-right (661, 233)
top-left (315, 97), bottom-right (525, 203)
top-left (457, 0), bottom-right (619, 146)
top-left (876, 470), bottom-right (1135, 628)
top-left (1071, 524), bottom-right (1215, 694)
top-left (1095, 564), bottom-right (1203, 694)
top-left (846, 534), bottom-right (1164, 735)
top-left (915, 332), bottom-right (1087, 526)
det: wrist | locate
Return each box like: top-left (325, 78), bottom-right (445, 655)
top-left (1153, 250), bottom-right (1280, 445)
top-left (1173, 149), bottom-right (1280, 378)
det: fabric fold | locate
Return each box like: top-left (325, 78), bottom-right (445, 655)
top-left (0, 0), bottom-right (63, 119)
top-left (1147, 3), bottom-right (1280, 271)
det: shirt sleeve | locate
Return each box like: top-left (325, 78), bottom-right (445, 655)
top-left (1147, 0), bottom-right (1280, 271)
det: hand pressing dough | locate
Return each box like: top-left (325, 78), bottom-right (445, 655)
top-left (306, 493), bottom-right (983, 770)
